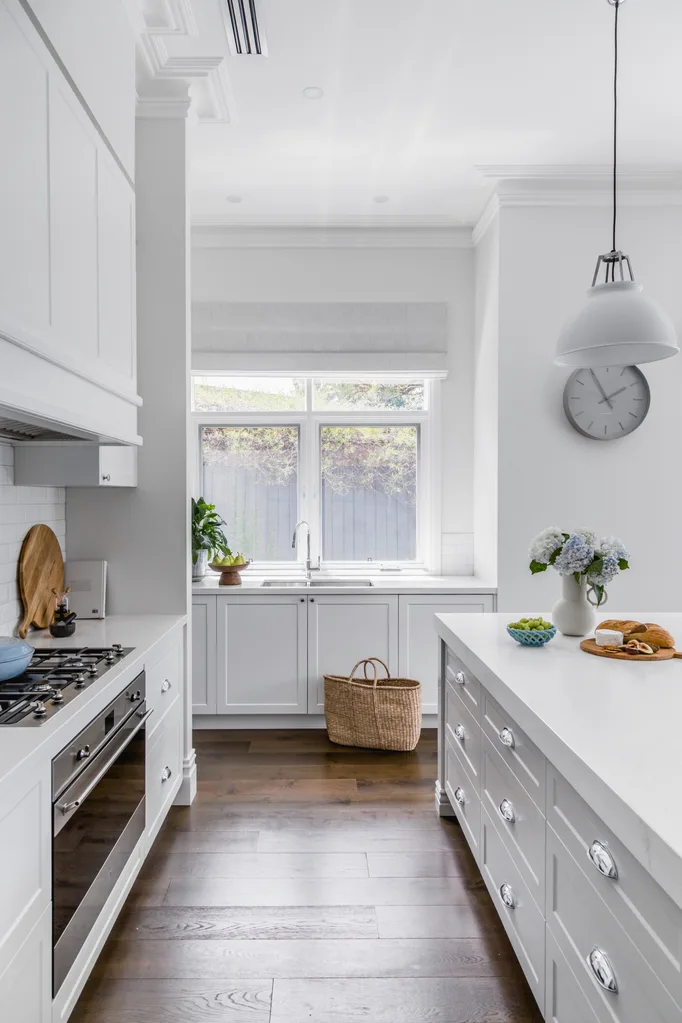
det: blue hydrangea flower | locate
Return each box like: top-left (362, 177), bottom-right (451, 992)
top-left (588, 554), bottom-right (619, 586)
top-left (553, 534), bottom-right (595, 576)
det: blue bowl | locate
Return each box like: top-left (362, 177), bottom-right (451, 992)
top-left (507, 625), bottom-right (556, 647)
top-left (0, 637), bottom-right (34, 680)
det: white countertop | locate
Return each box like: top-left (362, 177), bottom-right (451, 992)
top-left (0, 614), bottom-right (186, 789)
top-left (435, 612), bottom-right (682, 910)
top-left (193, 574), bottom-right (497, 596)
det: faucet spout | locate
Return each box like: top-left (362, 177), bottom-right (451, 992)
top-left (292, 520), bottom-right (319, 580)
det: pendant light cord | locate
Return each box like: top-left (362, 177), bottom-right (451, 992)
top-left (612, 0), bottom-right (620, 260)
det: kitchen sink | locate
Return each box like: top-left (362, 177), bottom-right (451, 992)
top-left (260, 578), bottom-right (374, 587)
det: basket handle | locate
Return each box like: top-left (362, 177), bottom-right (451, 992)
top-left (363, 657), bottom-right (390, 680)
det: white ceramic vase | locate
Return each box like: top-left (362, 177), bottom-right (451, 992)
top-left (552, 574), bottom-right (597, 637)
top-left (192, 549), bottom-right (208, 580)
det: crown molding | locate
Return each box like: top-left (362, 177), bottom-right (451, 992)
top-left (475, 164), bottom-right (682, 208)
top-left (191, 222), bottom-right (474, 250)
top-left (136, 92), bottom-right (192, 119)
top-left (131, 0), bottom-right (231, 123)
top-left (472, 194), bottom-right (500, 247)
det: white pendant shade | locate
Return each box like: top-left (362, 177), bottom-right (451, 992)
top-left (555, 281), bottom-right (679, 368)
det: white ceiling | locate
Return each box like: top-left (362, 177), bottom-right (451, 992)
top-left (186, 0), bottom-right (682, 226)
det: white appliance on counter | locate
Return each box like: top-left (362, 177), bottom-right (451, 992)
top-left (65, 561), bottom-right (107, 619)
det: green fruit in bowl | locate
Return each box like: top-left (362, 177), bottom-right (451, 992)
top-left (233, 554), bottom-right (247, 566)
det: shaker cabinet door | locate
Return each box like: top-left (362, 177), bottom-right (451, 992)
top-left (192, 596), bottom-right (217, 714)
top-left (216, 596), bottom-right (308, 714)
top-left (307, 595), bottom-right (399, 713)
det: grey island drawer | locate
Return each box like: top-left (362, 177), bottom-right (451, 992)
top-left (547, 824), bottom-right (682, 1023)
top-left (444, 735), bottom-right (481, 860)
top-left (444, 649), bottom-right (481, 721)
top-left (546, 927), bottom-right (601, 1023)
top-left (481, 691), bottom-right (545, 810)
top-left (481, 806), bottom-right (545, 1012)
top-left (481, 734), bottom-right (545, 903)
top-left (445, 683), bottom-right (482, 790)
top-left (547, 766), bottom-right (682, 1008)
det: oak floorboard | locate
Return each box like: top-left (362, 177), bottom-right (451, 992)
top-left (73, 978), bottom-right (272, 1022)
top-left (269, 977), bottom-right (542, 1023)
top-left (166, 805), bottom-right (445, 831)
top-left (195, 777), bottom-right (358, 802)
top-left (93, 935), bottom-right (517, 980)
top-left (163, 876), bottom-right (483, 908)
top-left (151, 830), bottom-right (260, 854)
top-left (197, 760), bottom-right (437, 781)
top-left (367, 850), bottom-right (479, 878)
top-left (256, 825), bottom-right (466, 853)
top-left (140, 851), bottom-right (369, 879)
top-left (112, 905), bottom-right (378, 941)
top-left (375, 903), bottom-right (501, 939)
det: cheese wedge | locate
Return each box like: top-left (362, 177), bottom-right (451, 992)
top-left (595, 628), bottom-right (624, 647)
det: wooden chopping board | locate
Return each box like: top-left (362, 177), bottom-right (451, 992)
top-left (580, 638), bottom-right (682, 661)
top-left (18, 524), bottom-right (64, 638)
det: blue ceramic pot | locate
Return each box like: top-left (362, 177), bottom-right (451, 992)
top-left (0, 637), bottom-right (34, 681)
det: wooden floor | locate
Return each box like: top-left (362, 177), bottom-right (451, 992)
top-left (70, 729), bottom-right (542, 1022)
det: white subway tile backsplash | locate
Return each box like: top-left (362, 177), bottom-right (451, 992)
top-left (441, 532), bottom-right (475, 575)
top-left (0, 443), bottom-right (65, 636)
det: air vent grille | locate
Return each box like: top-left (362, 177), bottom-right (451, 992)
top-left (0, 418), bottom-right (88, 443)
top-left (225, 0), bottom-right (265, 55)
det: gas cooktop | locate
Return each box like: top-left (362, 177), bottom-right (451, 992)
top-left (0, 646), bottom-right (133, 725)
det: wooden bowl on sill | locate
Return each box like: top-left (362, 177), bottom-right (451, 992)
top-left (209, 561), bottom-right (251, 586)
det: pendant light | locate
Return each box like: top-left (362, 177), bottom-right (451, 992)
top-left (555, 0), bottom-right (678, 368)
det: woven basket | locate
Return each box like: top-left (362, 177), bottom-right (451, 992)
top-left (324, 657), bottom-right (422, 751)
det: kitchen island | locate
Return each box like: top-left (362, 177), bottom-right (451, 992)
top-left (435, 612), bottom-right (682, 1022)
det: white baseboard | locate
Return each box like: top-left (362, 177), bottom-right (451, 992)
top-left (192, 714), bottom-right (439, 731)
top-left (175, 748), bottom-right (197, 805)
top-left (435, 779), bottom-right (456, 817)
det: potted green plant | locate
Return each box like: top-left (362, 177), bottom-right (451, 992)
top-left (191, 497), bottom-right (231, 579)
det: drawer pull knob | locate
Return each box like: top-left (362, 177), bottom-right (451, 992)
top-left (161, 678), bottom-right (172, 693)
top-left (499, 882), bottom-right (516, 909)
top-left (454, 723), bottom-right (465, 742)
top-left (454, 786), bottom-right (465, 805)
top-left (587, 947), bottom-right (618, 993)
top-left (499, 798), bottom-right (516, 824)
top-left (588, 840), bottom-right (618, 880)
top-left (454, 671), bottom-right (466, 685)
top-left (499, 727), bottom-right (515, 748)
top-left (75, 744), bottom-right (91, 761)
top-left (161, 766), bottom-right (172, 783)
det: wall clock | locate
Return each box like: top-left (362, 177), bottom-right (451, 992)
top-left (563, 366), bottom-right (650, 441)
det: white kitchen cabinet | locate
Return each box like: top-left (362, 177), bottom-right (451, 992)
top-left (0, 903), bottom-right (52, 1023)
top-left (307, 594), bottom-right (399, 713)
top-left (15, 443), bottom-right (137, 487)
top-left (0, 0), bottom-right (139, 445)
top-left (192, 595), bottom-right (217, 714)
top-left (216, 596), bottom-right (308, 714)
top-left (399, 595), bottom-right (495, 713)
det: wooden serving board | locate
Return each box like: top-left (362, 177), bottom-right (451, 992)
top-left (18, 524), bottom-right (64, 639)
top-left (580, 638), bottom-right (682, 661)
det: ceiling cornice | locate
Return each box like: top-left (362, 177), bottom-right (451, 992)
top-left (476, 164), bottom-right (682, 208)
top-left (191, 223), bottom-right (474, 250)
top-left (131, 0), bottom-right (231, 123)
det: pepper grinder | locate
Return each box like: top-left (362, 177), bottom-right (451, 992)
top-left (50, 587), bottom-right (77, 638)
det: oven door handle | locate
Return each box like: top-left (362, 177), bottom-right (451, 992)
top-left (57, 708), bottom-right (154, 815)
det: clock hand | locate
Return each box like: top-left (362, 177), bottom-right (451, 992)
top-left (589, 369), bottom-right (613, 410)
top-left (598, 385), bottom-right (627, 405)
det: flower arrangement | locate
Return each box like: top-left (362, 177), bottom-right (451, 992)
top-left (528, 528), bottom-right (629, 606)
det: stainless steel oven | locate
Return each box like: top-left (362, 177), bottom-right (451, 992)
top-left (52, 671), bottom-right (151, 995)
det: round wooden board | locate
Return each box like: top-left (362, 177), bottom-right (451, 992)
top-left (580, 638), bottom-right (681, 661)
top-left (18, 524), bottom-right (64, 639)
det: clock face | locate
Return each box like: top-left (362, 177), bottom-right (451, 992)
top-left (563, 366), bottom-right (650, 441)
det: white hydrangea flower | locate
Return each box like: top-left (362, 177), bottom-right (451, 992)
top-left (574, 528), bottom-right (596, 545)
top-left (598, 535), bottom-right (629, 562)
top-left (529, 527), bottom-right (565, 565)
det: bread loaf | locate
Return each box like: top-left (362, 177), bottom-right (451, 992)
top-left (596, 620), bottom-right (675, 649)
top-left (597, 620), bottom-right (646, 636)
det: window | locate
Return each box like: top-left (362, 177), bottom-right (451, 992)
top-left (194, 376), bottom-right (438, 570)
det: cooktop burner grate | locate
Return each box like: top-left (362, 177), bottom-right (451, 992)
top-left (0, 646), bottom-right (133, 725)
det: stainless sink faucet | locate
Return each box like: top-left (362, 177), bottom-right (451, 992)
top-left (292, 520), bottom-right (320, 580)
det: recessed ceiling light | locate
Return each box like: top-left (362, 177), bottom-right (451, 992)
top-left (373, 195), bottom-right (389, 204)
top-left (302, 86), bottom-right (324, 100)
top-left (225, 195), bottom-right (242, 203)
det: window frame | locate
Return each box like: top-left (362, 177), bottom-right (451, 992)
top-left (192, 375), bottom-right (442, 574)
